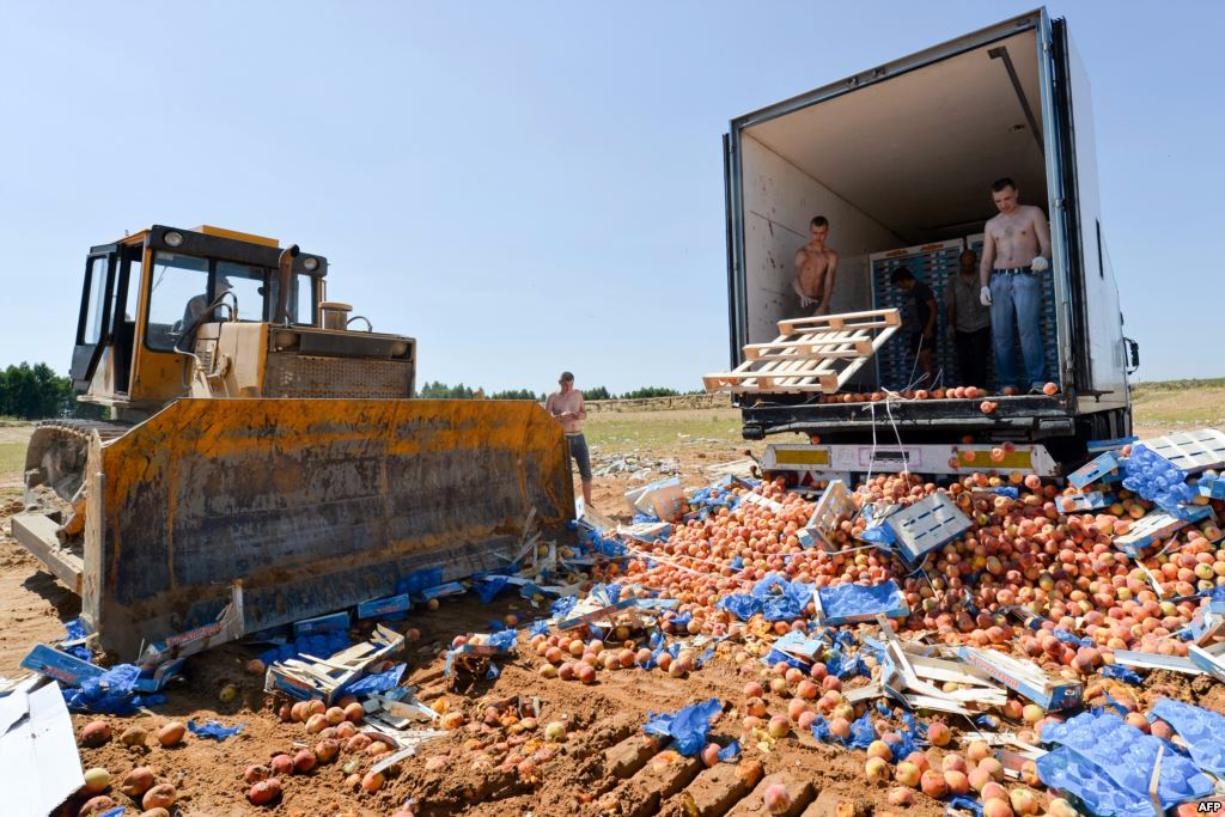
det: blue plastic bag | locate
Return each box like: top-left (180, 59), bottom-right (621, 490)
top-left (1101, 663), bottom-right (1145, 685)
top-left (63, 618), bottom-right (92, 661)
top-left (816, 580), bottom-right (907, 624)
top-left (341, 663), bottom-right (406, 696)
top-left (62, 663), bottom-right (165, 715)
top-left (188, 719), bottom-right (243, 740)
top-left (717, 739), bottom-right (741, 762)
top-left (642, 698), bottom-right (722, 756)
top-left (474, 575), bottom-right (512, 603)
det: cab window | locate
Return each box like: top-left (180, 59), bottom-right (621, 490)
top-left (146, 252), bottom-right (209, 350)
top-left (267, 272), bottom-right (316, 325)
top-left (216, 261), bottom-right (268, 321)
top-left (80, 256), bottom-right (110, 345)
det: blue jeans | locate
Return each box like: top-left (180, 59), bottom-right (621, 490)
top-left (990, 271), bottom-right (1045, 388)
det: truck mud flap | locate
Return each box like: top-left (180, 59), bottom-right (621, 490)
top-left (82, 398), bottom-right (573, 657)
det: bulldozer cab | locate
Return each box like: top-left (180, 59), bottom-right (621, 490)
top-left (70, 225), bottom-right (326, 416)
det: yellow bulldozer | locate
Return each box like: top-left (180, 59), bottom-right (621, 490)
top-left (14, 224), bottom-right (573, 657)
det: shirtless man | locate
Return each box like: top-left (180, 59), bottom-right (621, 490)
top-left (545, 371), bottom-right (592, 509)
top-left (979, 178), bottom-right (1052, 392)
top-left (792, 216), bottom-right (839, 315)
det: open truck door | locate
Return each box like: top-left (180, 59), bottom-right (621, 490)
top-left (1048, 15), bottom-right (1131, 429)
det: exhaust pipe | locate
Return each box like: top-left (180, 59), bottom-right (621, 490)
top-left (274, 244), bottom-right (300, 324)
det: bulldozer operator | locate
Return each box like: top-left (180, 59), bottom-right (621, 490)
top-left (178, 274), bottom-right (233, 345)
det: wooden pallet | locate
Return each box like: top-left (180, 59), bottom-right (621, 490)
top-left (704, 309), bottom-right (900, 394)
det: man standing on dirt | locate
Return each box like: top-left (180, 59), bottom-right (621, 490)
top-left (979, 177), bottom-right (1051, 392)
top-left (546, 371), bottom-right (593, 509)
top-left (946, 247), bottom-right (991, 387)
top-left (793, 216), bottom-right (839, 315)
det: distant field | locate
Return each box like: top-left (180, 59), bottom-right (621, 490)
top-left (0, 443), bottom-right (24, 488)
top-left (584, 407), bottom-right (752, 456)
top-left (1131, 379), bottom-right (1225, 428)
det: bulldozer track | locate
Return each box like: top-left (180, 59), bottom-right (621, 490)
top-left (24, 417), bottom-right (130, 499)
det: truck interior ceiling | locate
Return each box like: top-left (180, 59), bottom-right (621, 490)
top-left (740, 28), bottom-right (1056, 391)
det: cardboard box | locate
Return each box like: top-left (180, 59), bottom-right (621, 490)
top-left (956, 646), bottom-right (1082, 710)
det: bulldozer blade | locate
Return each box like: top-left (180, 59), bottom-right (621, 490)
top-left (82, 398), bottom-right (574, 657)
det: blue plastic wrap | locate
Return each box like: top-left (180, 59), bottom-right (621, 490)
top-left (716, 593), bottom-right (758, 621)
top-left (1151, 698), bottom-right (1225, 775)
top-left (551, 595), bottom-right (579, 620)
top-left (642, 697), bottom-right (722, 756)
top-left (1053, 628), bottom-right (1093, 648)
top-left (187, 719), bottom-right (243, 740)
top-left (717, 739), bottom-right (741, 762)
top-left (816, 580), bottom-right (907, 624)
top-left (529, 619), bottom-right (550, 637)
top-left (474, 575), bottom-right (512, 603)
top-left (848, 710), bottom-right (875, 749)
top-left (62, 663), bottom-right (166, 715)
top-left (97, 808), bottom-right (127, 817)
top-left (341, 663), bottom-right (406, 696)
top-left (887, 711), bottom-right (926, 759)
top-left (63, 618), bottom-right (92, 661)
top-left (946, 794), bottom-right (984, 815)
top-left (825, 648), bottom-right (868, 680)
top-left (578, 526), bottom-right (627, 557)
top-left (809, 710), bottom-right (875, 749)
top-left (716, 572), bottom-right (813, 622)
top-left (1101, 663), bottom-right (1145, 685)
top-left (1038, 711), bottom-right (1213, 815)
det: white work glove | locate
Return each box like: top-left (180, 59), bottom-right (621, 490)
top-left (1031, 256), bottom-right (1050, 273)
top-left (980, 286), bottom-right (993, 307)
top-left (798, 294), bottom-right (814, 308)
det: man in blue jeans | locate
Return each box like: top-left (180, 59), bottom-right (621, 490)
top-left (979, 177), bottom-right (1052, 393)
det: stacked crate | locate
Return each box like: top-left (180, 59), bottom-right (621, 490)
top-left (869, 239), bottom-right (963, 390)
top-left (966, 234), bottom-right (1060, 387)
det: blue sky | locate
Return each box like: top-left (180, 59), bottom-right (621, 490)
top-left (1, 1), bottom-right (1220, 395)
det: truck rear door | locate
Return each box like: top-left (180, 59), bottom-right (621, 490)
top-left (1049, 17), bottom-right (1129, 410)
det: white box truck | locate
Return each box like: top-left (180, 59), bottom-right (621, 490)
top-left (721, 8), bottom-right (1139, 480)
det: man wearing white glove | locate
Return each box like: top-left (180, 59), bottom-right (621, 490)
top-left (793, 216), bottom-right (839, 315)
top-left (980, 177), bottom-right (1052, 393)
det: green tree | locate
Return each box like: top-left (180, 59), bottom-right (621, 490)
top-left (621, 386), bottom-right (681, 400)
top-left (583, 386), bottom-right (611, 400)
top-left (418, 381), bottom-right (477, 399)
top-left (0, 362), bottom-right (94, 419)
top-left (491, 388), bottom-right (538, 400)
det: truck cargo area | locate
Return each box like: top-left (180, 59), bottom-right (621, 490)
top-left (724, 11), bottom-right (1133, 451)
top-left (735, 25), bottom-right (1051, 390)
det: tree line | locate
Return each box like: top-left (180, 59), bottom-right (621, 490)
top-left (0, 364), bottom-right (699, 420)
top-left (417, 381), bottom-right (698, 401)
top-left (0, 362), bottom-right (104, 420)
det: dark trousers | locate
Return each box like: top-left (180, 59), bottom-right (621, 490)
top-left (954, 326), bottom-right (992, 387)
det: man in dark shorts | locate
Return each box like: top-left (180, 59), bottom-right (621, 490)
top-left (945, 248), bottom-right (992, 387)
top-left (545, 371), bottom-right (593, 508)
top-left (891, 266), bottom-right (938, 386)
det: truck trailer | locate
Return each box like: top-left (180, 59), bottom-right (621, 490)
top-left (719, 8), bottom-right (1139, 481)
